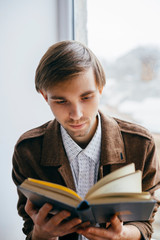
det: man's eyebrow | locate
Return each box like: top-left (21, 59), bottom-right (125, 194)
top-left (50, 96), bottom-right (65, 100)
top-left (50, 90), bottom-right (96, 99)
top-left (80, 90), bottom-right (96, 97)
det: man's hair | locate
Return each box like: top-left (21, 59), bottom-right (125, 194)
top-left (35, 40), bottom-right (106, 92)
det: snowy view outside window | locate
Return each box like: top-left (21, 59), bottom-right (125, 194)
top-left (87, 0), bottom-right (160, 134)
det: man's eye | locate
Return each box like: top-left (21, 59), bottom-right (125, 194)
top-left (56, 100), bottom-right (67, 104)
top-left (82, 96), bottom-right (92, 100)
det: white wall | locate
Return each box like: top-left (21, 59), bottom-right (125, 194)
top-left (0, 1), bottom-right (58, 239)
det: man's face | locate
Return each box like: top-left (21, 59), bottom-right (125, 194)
top-left (41, 68), bottom-right (103, 146)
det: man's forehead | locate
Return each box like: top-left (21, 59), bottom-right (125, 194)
top-left (47, 68), bottom-right (97, 93)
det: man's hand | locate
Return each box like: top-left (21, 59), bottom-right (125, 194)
top-left (77, 215), bottom-right (142, 240)
top-left (25, 199), bottom-right (83, 240)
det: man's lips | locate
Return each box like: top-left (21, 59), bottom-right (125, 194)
top-left (69, 122), bottom-right (86, 129)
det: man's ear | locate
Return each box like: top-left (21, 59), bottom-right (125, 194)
top-left (40, 90), bottom-right (48, 102)
top-left (99, 87), bottom-right (103, 95)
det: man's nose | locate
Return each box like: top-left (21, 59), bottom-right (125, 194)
top-left (69, 104), bottom-right (83, 120)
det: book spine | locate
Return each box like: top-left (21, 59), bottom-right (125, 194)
top-left (76, 200), bottom-right (96, 224)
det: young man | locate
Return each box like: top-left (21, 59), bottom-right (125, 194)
top-left (12, 40), bottom-right (160, 240)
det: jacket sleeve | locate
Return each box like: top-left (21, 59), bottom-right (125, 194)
top-left (124, 201), bottom-right (159, 240)
top-left (12, 145), bottom-right (34, 239)
top-left (125, 136), bottom-right (160, 240)
top-left (12, 142), bottom-right (79, 240)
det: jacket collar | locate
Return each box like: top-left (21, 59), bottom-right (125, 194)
top-left (100, 111), bottom-right (126, 166)
top-left (41, 112), bottom-right (126, 165)
top-left (41, 119), bottom-right (66, 166)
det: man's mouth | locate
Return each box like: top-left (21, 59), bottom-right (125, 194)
top-left (69, 122), bottom-right (86, 129)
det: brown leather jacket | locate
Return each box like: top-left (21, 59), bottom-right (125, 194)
top-left (12, 112), bottom-right (160, 240)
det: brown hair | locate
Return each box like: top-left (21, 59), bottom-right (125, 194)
top-left (35, 40), bottom-right (106, 92)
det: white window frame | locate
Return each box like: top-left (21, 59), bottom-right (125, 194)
top-left (57, 0), bottom-right (74, 41)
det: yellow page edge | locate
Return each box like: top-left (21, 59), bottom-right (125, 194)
top-left (28, 178), bottom-right (82, 200)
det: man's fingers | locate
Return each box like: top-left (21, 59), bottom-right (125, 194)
top-left (25, 199), bottom-right (38, 217)
top-left (77, 216), bottom-right (123, 239)
top-left (47, 210), bottom-right (71, 227)
top-left (35, 203), bottom-right (53, 225)
top-left (77, 226), bottom-right (108, 240)
top-left (77, 221), bottom-right (91, 229)
top-left (24, 199), bottom-right (84, 238)
top-left (59, 218), bottom-right (83, 236)
top-left (25, 199), bottom-right (53, 224)
top-left (105, 222), bottom-right (111, 229)
top-left (110, 215), bottom-right (123, 233)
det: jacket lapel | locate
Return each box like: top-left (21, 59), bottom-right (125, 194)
top-left (100, 112), bottom-right (126, 165)
top-left (99, 112), bottom-right (127, 178)
top-left (40, 120), bottom-right (76, 191)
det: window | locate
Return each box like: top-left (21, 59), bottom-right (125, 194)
top-left (85, 1), bottom-right (160, 238)
top-left (86, 0), bottom-right (160, 136)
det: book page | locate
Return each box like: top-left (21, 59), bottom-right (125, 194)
top-left (85, 163), bottom-right (135, 198)
top-left (27, 178), bottom-right (82, 200)
top-left (87, 192), bottom-right (151, 204)
top-left (86, 170), bottom-right (142, 200)
top-left (19, 183), bottom-right (81, 207)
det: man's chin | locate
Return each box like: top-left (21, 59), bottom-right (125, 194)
top-left (67, 129), bottom-right (89, 139)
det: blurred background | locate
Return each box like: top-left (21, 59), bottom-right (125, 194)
top-left (0, 0), bottom-right (160, 239)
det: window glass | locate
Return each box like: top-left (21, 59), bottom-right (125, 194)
top-left (74, 0), bottom-right (88, 44)
top-left (86, 2), bottom-right (160, 238)
top-left (87, 0), bottom-right (160, 134)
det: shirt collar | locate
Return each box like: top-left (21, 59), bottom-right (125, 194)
top-left (61, 113), bottom-right (101, 164)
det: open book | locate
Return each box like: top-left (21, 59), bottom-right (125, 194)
top-left (18, 163), bottom-right (156, 224)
